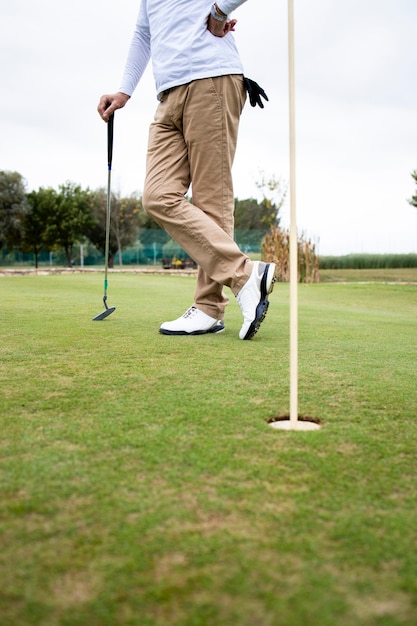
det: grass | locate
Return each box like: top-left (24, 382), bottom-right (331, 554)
top-left (1, 272), bottom-right (417, 625)
top-left (319, 267), bottom-right (417, 283)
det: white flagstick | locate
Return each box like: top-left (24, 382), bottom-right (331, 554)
top-left (288, 0), bottom-right (298, 428)
top-left (269, 1), bottom-right (320, 431)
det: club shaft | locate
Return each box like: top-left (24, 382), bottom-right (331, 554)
top-left (104, 166), bottom-right (111, 298)
top-left (104, 114), bottom-right (114, 298)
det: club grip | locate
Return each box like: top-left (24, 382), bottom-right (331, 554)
top-left (107, 113), bottom-right (114, 170)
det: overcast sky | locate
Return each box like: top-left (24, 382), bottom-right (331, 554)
top-left (1, 0), bottom-right (416, 255)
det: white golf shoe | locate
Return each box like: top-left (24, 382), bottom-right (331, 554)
top-left (236, 261), bottom-right (276, 340)
top-left (159, 306), bottom-right (225, 336)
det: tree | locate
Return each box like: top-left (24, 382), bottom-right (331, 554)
top-left (112, 194), bottom-right (143, 265)
top-left (43, 182), bottom-right (93, 267)
top-left (0, 170), bottom-right (28, 251)
top-left (254, 171), bottom-right (287, 226)
top-left (22, 188), bottom-right (56, 268)
top-left (234, 197), bottom-right (276, 231)
top-left (408, 170), bottom-right (417, 208)
top-left (87, 188), bottom-right (117, 266)
top-left (233, 198), bottom-right (270, 251)
top-left (234, 173), bottom-right (286, 232)
top-left (87, 189), bottom-right (144, 267)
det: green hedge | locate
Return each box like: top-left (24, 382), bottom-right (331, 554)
top-left (319, 253), bottom-right (417, 269)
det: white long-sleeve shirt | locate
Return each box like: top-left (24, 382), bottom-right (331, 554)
top-left (119, 0), bottom-right (248, 98)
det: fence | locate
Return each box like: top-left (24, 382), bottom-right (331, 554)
top-left (0, 229), bottom-right (268, 268)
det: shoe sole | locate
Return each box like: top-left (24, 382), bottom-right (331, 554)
top-left (242, 263), bottom-right (276, 340)
top-left (159, 324), bottom-right (225, 336)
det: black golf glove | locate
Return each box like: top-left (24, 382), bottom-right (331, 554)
top-left (243, 77), bottom-right (269, 109)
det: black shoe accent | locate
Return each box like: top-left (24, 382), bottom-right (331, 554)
top-left (159, 321), bottom-right (225, 336)
top-left (242, 299), bottom-right (270, 340)
top-left (260, 263), bottom-right (271, 299)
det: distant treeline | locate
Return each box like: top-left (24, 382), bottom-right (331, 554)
top-left (319, 254), bottom-right (417, 269)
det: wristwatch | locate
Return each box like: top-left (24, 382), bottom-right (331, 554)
top-left (210, 3), bottom-right (228, 21)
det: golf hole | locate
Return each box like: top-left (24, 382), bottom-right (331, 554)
top-left (266, 416), bottom-right (322, 431)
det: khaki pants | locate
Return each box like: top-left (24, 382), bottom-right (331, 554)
top-left (142, 74), bottom-right (252, 320)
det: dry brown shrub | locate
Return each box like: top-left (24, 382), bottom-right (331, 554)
top-left (261, 225), bottom-right (320, 283)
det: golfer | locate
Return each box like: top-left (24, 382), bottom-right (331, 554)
top-left (98, 0), bottom-right (276, 340)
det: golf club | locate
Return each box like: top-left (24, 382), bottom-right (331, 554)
top-left (93, 112), bottom-right (116, 321)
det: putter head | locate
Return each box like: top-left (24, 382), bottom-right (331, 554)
top-left (92, 306), bottom-right (116, 321)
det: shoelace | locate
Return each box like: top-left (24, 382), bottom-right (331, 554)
top-left (183, 306), bottom-right (198, 319)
